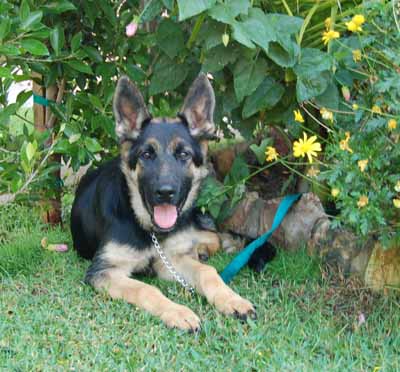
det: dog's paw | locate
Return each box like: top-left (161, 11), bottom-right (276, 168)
top-left (160, 305), bottom-right (201, 332)
top-left (214, 292), bottom-right (256, 320)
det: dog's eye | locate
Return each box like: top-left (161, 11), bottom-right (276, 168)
top-left (140, 151), bottom-right (153, 160)
top-left (177, 150), bottom-right (191, 161)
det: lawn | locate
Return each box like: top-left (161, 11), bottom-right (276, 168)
top-left (0, 204), bottom-right (399, 371)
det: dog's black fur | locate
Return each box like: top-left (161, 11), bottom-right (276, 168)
top-left (71, 74), bottom-right (213, 278)
top-left (70, 74), bottom-right (255, 330)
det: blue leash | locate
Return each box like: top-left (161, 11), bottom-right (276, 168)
top-left (220, 193), bottom-right (302, 284)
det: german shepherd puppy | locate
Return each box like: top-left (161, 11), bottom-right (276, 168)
top-left (71, 74), bottom-right (255, 331)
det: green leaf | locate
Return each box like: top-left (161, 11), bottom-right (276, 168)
top-left (50, 26), bottom-right (65, 56)
top-left (242, 77), bottom-right (284, 118)
top-left (364, 118), bottom-right (386, 133)
top-left (71, 32), bottom-right (82, 52)
top-left (224, 156), bottom-right (249, 185)
top-left (26, 142), bottom-right (37, 162)
top-left (296, 70), bottom-right (330, 102)
top-left (208, 0), bottom-right (250, 24)
top-left (88, 94), bottom-right (103, 111)
top-left (19, 0), bottom-right (30, 21)
top-left (43, 1), bottom-right (76, 14)
top-left (162, 0), bottom-right (174, 10)
top-left (66, 60), bottom-right (93, 74)
top-left (68, 134), bottom-right (81, 144)
top-left (149, 55), bottom-right (189, 95)
top-left (266, 40), bottom-right (298, 68)
top-left (98, 0), bottom-right (117, 26)
top-left (125, 64), bottom-right (147, 83)
top-left (249, 138), bottom-right (272, 165)
top-left (21, 39), bottom-right (49, 56)
top-left (196, 176), bottom-right (227, 220)
top-left (83, 46), bottom-right (102, 63)
top-left (177, 0), bottom-right (216, 21)
top-left (234, 58), bottom-right (267, 102)
top-left (0, 104), bottom-right (18, 125)
top-left (197, 20), bottom-right (225, 50)
top-left (156, 19), bottom-right (185, 59)
top-left (84, 137), bottom-right (103, 153)
top-left (20, 11), bottom-right (43, 31)
top-left (264, 13), bottom-right (303, 35)
top-left (0, 44), bottom-right (21, 56)
top-left (202, 44), bottom-right (238, 73)
top-left (95, 63), bottom-right (116, 79)
top-left (141, 0), bottom-right (163, 22)
top-left (231, 21), bottom-right (255, 49)
top-left (49, 102), bottom-right (67, 122)
top-left (30, 28), bottom-right (51, 40)
top-left (0, 18), bottom-right (11, 42)
top-left (294, 48), bottom-right (332, 76)
top-left (315, 82), bottom-right (339, 110)
top-left (0, 67), bottom-right (12, 78)
top-left (235, 8), bottom-right (276, 51)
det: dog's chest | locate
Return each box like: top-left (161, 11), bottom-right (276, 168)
top-left (101, 227), bottom-right (199, 277)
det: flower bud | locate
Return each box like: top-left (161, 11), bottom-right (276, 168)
top-left (222, 33), bottom-right (229, 47)
top-left (126, 22), bottom-right (138, 37)
top-left (341, 86), bottom-right (350, 101)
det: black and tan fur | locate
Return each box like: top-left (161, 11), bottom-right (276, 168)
top-left (71, 74), bottom-right (255, 331)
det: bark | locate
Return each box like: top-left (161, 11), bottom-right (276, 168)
top-left (32, 75), bottom-right (64, 225)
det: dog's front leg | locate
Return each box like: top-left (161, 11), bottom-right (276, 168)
top-left (172, 256), bottom-right (256, 319)
top-left (88, 269), bottom-right (201, 331)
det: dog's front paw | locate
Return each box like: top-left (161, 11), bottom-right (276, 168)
top-left (214, 292), bottom-right (256, 320)
top-left (160, 305), bottom-right (201, 332)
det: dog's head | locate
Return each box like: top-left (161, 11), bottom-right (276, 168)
top-left (113, 74), bottom-right (215, 233)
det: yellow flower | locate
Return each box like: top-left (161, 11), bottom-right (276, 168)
top-left (331, 188), bottom-right (340, 198)
top-left (324, 17), bottom-right (331, 30)
top-left (358, 159), bottom-right (368, 172)
top-left (372, 105), bottom-right (382, 114)
top-left (353, 15), bottom-right (365, 27)
top-left (352, 103), bottom-right (359, 110)
top-left (352, 49), bottom-right (362, 62)
top-left (357, 195), bottom-right (369, 208)
top-left (394, 199), bottom-right (400, 208)
top-left (322, 30), bottom-right (340, 45)
top-left (345, 21), bottom-right (360, 32)
top-left (265, 146), bottom-right (279, 162)
top-left (388, 119), bottom-right (397, 131)
top-left (320, 107), bottom-right (334, 122)
top-left (293, 132), bottom-right (322, 164)
top-left (306, 166), bottom-right (320, 178)
top-left (339, 131), bottom-right (353, 153)
top-left (293, 109), bottom-right (305, 123)
top-left (345, 15), bottom-right (365, 33)
top-left (395, 181), bottom-right (400, 192)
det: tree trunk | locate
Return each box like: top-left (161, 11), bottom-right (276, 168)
top-left (32, 74), bottom-right (62, 225)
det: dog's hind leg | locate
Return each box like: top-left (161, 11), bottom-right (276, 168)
top-left (195, 231), bottom-right (220, 261)
top-left (88, 269), bottom-right (201, 331)
top-left (167, 256), bottom-right (256, 320)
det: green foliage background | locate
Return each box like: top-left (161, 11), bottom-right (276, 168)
top-left (0, 0), bottom-right (399, 245)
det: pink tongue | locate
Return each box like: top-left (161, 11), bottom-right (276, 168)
top-left (154, 205), bottom-right (178, 229)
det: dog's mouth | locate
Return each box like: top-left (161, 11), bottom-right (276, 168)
top-left (152, 204), bottom-right (179, 231)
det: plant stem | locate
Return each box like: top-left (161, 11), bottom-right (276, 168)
top-left (186, 13), bottom-right (206, 49)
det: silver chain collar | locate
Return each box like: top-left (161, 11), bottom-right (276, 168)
top-left (150, 232), bottom-right (195, 295)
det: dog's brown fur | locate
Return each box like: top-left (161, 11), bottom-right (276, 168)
top-left (71, 74), bottom-right (255, 331)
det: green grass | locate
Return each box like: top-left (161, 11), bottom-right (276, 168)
top-left (1, 206), bottom-right (399, 371)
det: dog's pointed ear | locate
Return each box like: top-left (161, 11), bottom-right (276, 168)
top-left (113, 76), bottom-right (151, 141)
top-left (181, 73), bottom-right (215, 138)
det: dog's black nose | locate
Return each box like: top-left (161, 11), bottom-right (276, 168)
top-left (156, 185), bottom-right (175, 203)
